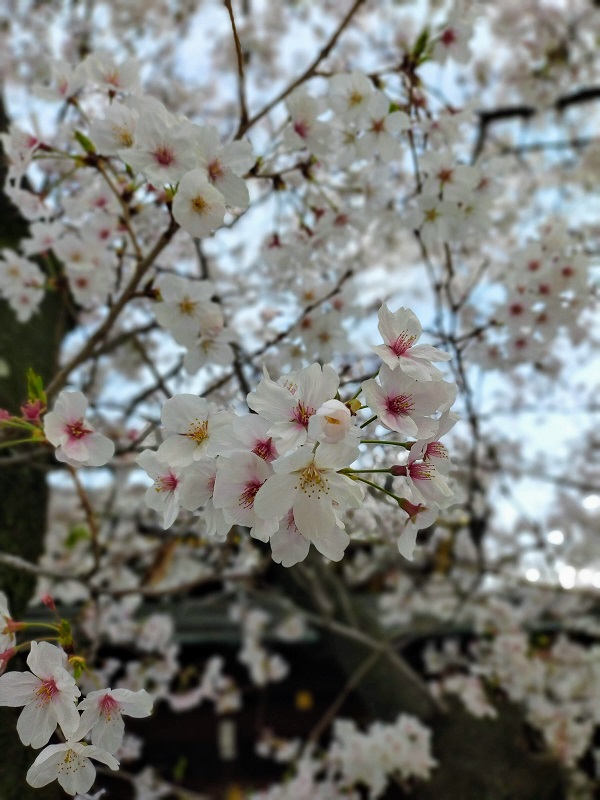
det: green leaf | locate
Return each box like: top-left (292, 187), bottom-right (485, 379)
top-left (412, 27), bottom-right (430, 62)
top-left (172, 755), bottom-right (188, 783)
top-left (74, 130), bottom-right (96, 154)
top-left (64, 525), bottom-right (90, 550)
top-left (26, 368), bottom-right (46, 405)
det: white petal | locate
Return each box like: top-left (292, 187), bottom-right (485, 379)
top-left (0, 672), bottom-right (39, 706)
top-left (254, 475), bottom-right (296, 520)
top-left (17, 699), bottom-right (56, 748)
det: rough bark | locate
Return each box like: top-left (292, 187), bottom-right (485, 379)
top-left (0, 97), bottom-right (61, 800)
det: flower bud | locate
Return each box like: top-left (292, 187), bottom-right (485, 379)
top-left (308, 399), bottom-right (351, 444)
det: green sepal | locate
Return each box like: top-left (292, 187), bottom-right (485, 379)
top-left (26, 369), bottom-right (46, 405)
top-left (74, 130), bottom-right (96, 154)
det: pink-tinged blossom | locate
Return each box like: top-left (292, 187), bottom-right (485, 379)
top-left (26, 740), bottom-right (119, 796)
top-left (358, 92), bottom-right (410, 162)
top-left (432, 17), bottom-right (473, 65)
top-left (75, 688), bottom-right (152, 754)
top-left (362, 366), bottom-right (456, 439)
top-left (254, 442), bottom-right (363, 562)
top-left (408, 410), bottom-right (459, 474)
top-left (372, 304), bottom-right (450, 380)
top-left (212, 414), bottom-right (280, 462)
top-left (81, 53), bottom-right (140, 94)
top-left (20, 222), bottom-right (64, 256)
top-left (156, 394), bottom-right (231, 467)
top-left (122, 112), bottom-right (196, 185)
top-left (0, 641), bottom-right (80, 748)
top-left (284, 89), bottom-right (332, 157)
top-left (0, 125), bottom-right (41, 177)
top-left (34, 60), bottom-right (84, 102)
top-left (136, 450), bottom-right (187, 529)
top-left (172, 170), bottom-right (227, 238)
top-left (213, 453), bottom-right (279, 542)
top-left (44, 391), bottom-right (115, 467)
top-left (247, 363), bottom-right (340, 453)
top-left (193, 124), bottom-right (254, 208)
top-left (394, 461), bottom-right (454, 509)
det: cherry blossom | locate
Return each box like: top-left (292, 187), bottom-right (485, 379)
top-left (44, 391), bottom-right (115, 467)
top-left (136, 450), bottom-right (187, 529)
top-left (194, 124), bottom-right (254, 208)
top-left (247, 363), bottom-right (340, 453)
top-left (26, 740), bottom-right (119, 796)
top-left (155, 394), bottom-right (231, 467)
top-left (172, 170), bottom-right (227, 238)
top-left (362, 366), bottom-right (456, 439)
top-left (122, 111), bottom-right (196, 185)
top-left (0, 641), bottom-right (80, 748)
top-left (329, 71), bottom-right (376, 126)
top-left (75, 688), bottom-right (152, 754)
top-left (284, 88), bottom-right (332, 157)
top-left (254, 442), bottom-right (364, 562)
top-left (307, 399), bottom-right (354, 445)
top-left (213, 453), bottom-right (279, 542)
top-left (153, 274), bottom-right (219, 345)
top-left (372, 304), bottom-right (451, 379)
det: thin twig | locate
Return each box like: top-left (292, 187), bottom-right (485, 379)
top-left (235, 0), bottom-right (366, 138)
top-left (224, 0), bottom-right (249, 131)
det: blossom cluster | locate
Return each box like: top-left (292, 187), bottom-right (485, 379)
top-left (0, 629), bottom-right (151, 796)
top-left (134, 303), bottom-right (456, 564)
top-left (251, 712), bottom-right (436, 799)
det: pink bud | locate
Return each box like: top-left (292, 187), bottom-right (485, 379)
top-left (21, 399), bottom-right (44, 422)
top-left (0, 648), bottom-right (16, 676)
top-left (41, 594), bottom-right (56, 611)
top-left (0, 409), bottom-right (11, 421)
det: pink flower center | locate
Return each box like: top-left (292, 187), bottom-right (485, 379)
top-left (239, 480), bottom-right (264, 509)
top-left (389, 332), bottom-right (416, 356)
top-left (252, 437), bottom-right (277, 462)
top-left (385, 394), bottom-right (414, 415)
top-left (153, 145), bottom-right (175, 167)
top-left (293, 120), bottom-right (310, 139)
top-left (409, 463), bottom-right (434, 481)
top-left (156, 472), bottom-right (179, 492)
top-left (441, 28), bottom-right (457, 46)
top-left (67, 418), bottom-right (93, 440)
top-left (99, 693), bottom-right (121, 720)
top-left (425, 442), bottom-right (446, 460)
top-left (208, 159), bottom-right (224, 182)
top-left (291, 401), bottom-right (316, 429)
top-left (37, 678), bottom-right (59, 704)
